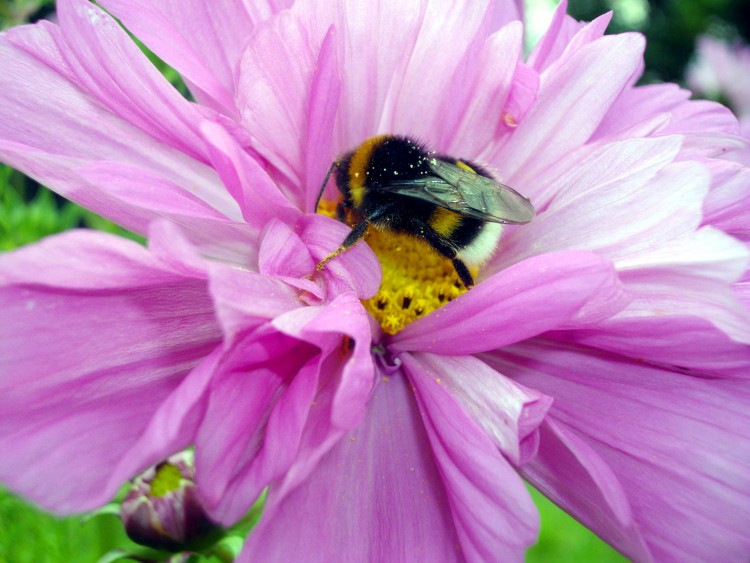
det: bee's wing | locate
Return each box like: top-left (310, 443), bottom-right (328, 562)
top-left (382, 160), bottom-right (535, 224)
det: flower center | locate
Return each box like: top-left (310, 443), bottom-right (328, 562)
top-left (319, 201), bottom-right (470, 334)
top-left (149, 462), bottom-right (183, 497)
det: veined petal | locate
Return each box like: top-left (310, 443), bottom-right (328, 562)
top-left (527, 1), bottom-right (582, 72)
top-left (200, 120), bottom-right (300, 227)
top-left (236, 10), bottom-right (318, 192)
top-left (200, 293), bottom-right (374, 524)
top-left (386, 0), bottom-right (498, 142)
top-left (495, 137), bottom-right (688, 264)
top-left (0, 23), bottom-right (241, 226)
top-left (272, 292), bottom-right (376, 430)
top-left (594, 82), bottom-right (740, 144)
top-left (299, 214), bottom-right (381, 300)
top-left (56, 0), bottom-right (210, 162)
top-left (599, 227), bottom-right (750, 355)
top-left (491, 339), bottom-right (750, 561)
top-left (440, 20), bottom-right (524, 157)
top-left (257, 219), bottom-right (318, 289)
top-left (499, 33), bottom-right (645, 188)
top-left (239, 371), bottom-right (461, 561)
top-left (410, 353), bottom-right (551, 466)
top-left (194, 330), bottom-right (318, 519)
top-left (568, 310), bottom-right (750, 380)
top-left (404, 354), bottom-right (540, 562)
top-left (390, 251), bottom-right (620, 354)
top-left (703, 160), bottom-right (750, 240)
top-left (98, 0), bottom-right (291, 116)
top-left (519, 418), bottom-right (652, 561)
top-left (146, 219), bottom-right (259, 279)
top-left (303, 26), bottom-right (341, 213)
top-left (207, 262), bottom-right (302, 343)
top-left (111, 346), bottom-right (224, 493)
top-left (0, 231), bottom-right (221, 512)
top-left (80, 162), bottom-right (260, 262)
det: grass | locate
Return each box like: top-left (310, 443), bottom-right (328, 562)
top-left (0, 488), bottom-right (130, 563)
top-left (0, 482), bottom-right (627, 561)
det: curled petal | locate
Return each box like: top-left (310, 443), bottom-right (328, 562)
top-left (409, 352), bottom-right (551, 465)
top-left (391, 250), bottom-right (621, 354)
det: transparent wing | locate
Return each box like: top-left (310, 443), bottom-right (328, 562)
top-left (381, 159), bottom-right (535, 224)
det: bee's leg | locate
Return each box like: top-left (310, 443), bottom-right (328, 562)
top-left (408, 219), bottom-right (475, 288)
top-left (316, 220), bottom-right (369, 271)
top-left (450, 259), bottom-right (475, 290)
top-left (315, 162), bottom-right (338, 213)
top-left (336, 200), bottom-right (352, 222)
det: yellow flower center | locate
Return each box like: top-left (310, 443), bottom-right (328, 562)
top-left (149, 463), bottom-right (183, 497)
top-left (319, 201), bottom-right (470, 334)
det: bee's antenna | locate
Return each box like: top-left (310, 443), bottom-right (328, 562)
top-left (315, 162), bottom-right (338, 213)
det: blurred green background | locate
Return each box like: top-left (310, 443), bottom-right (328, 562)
top-left (1, 0), bottom-right (749, 560)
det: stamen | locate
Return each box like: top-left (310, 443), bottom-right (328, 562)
top-left (363, 229), bottom-right (468, 334)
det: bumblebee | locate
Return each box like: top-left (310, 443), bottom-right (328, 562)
top-left (315, 135), bottom-right (535, 288)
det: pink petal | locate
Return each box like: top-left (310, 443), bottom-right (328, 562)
top-left (498, 32), bottom-right (645, 187)
top-left (207, 261), bottom-right (303, 344)
top-left (385, 0), bottom-right (505, 144)
top-left (495, 61), bottom-right (539, 137)
top-left (703, 160), bottom-right (750, 240)
top-left (519, 419), bottom-right (652, 561)
top-left (242, 360), bottom-right (537, 562)
top-left (569, 310), bottom-right (750, 380)
top-left (112, 345), bottom-right (224, 490)
top-left (577, 227), bottom-right (750, 373)
top-left (199, 293), bottom-right (375, 524)
top-left (526, 1), bottom-right (578, 72)
top-left (495, 137), bottom-right (688, 263)
top-left (303, 26), bottom-right (342, 213)
top-left (595, 82), bottom-right (740, 145)
top-left (298, 214), bottom-right (382, 301)
top-left (307, 0), bottom-right (419, 146)
top-left (194, 333), bottom-right (318, 519)
top-left (439, 21), bottom-right (524, 157)
top-left (493, 338), bottom-right (750, 560)
top-left (390, 250), bottom-right (620, 354)
top-left (56, 0), bottom-right (211, 163)
top-left (487, 0), bottom-right (524, 30)
top-left (258, 219), bottom-right (317, 284)
top-left (98, 0), bottom-right (291, 116)
top-left (0, 231), bottom-right (221, 513)
top-left (410, 353), bottom-right (551, 465)
top-left (0, 23), bottom-right (240, 228)
top-left (239, 371), bottom-right (462, 562)
top-left (146, 218), bottom-right (259, 277)
top-left (80, 163), bottom-right (259, 260)
top-left (200, 120), bottom-right (300, 226)
top-left (404, 354), bottom-right (540, 561)
top-left (236, 10), bottom-right (317, 192)
top-left (529, 9), bottom-right (614, 76)
top-left (272, 292), bottom-right (376, 429)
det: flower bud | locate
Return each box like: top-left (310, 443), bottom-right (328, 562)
top-left (121, 452), bottom-right (221, 552)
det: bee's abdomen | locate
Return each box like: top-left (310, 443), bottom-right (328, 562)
top-left (428, 207), bottom-right (463, 238)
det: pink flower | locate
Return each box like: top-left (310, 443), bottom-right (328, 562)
top-left (687, 35), bottom-right (750, 120)
top-left (687, 34), bottom-right (750, 166)
top-left (1, 0), bottom-right (749, 561)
